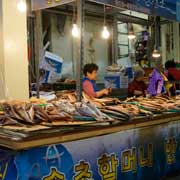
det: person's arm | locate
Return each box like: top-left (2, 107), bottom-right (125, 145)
top-left (96, 89), bottom-right (109, 98)
top-left (134, 90), bottom-right (143, 95)
top-left (83, 80), bottom-right (110, 98)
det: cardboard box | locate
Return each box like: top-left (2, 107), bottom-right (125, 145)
top-left (43, 51), bottom-right (63, 73)
top-left (40, 51), bottom-right (63, 84)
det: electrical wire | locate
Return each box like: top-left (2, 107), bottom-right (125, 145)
top-left (103, 4), bottom-right (106, 25)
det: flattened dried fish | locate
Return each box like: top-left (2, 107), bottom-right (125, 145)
top-left (75, 102), bottom-right (98, 117)
top-left (86, 102), bottom-right (113, 121)
top-left (104, 106), bottom-right (130, 118)
top-left (34, 106), bottom-right (51, 122)
top-left (101, 109), bottom-right (130, 120)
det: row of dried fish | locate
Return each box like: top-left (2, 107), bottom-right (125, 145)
top-left (52, 94), bottom-right (179, 121)
top-left (59, 92), bottom-right (180, 112)
top-left (124, 95), bottom-right (180, 113)
top-left (101, 104), bottom-right (153, 121)
top-left (0, 100), bottom-right (113, 126)
top-left (97, 95), bottom-right (180, 120)
top-left (56, 91), bottom-right (121, 108)
top-left (0, 93), bottom-right (180, 126)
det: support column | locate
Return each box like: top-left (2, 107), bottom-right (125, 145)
top-left (76, 0), bottom-right (84, 101)
top-left (161, 24), bottom-right (167, 65)
top-left (0, 0), bottom-right (29, 100)
top-left (112, 15), bottom-right (118, 64)
top-left (34, 11), bottom-right (43, 98)
top-left (173, 22), bottom-right (180, 62)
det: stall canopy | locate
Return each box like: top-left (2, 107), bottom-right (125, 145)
top-left (32, 0), bottom-right (178, 22)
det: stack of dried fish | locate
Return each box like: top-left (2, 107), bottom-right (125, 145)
top-left (0, 101), bottom-right (39, 125)
top-left (0, 101), bottom-right (63, 126)
top-left (175, 95), bottom-right (180, 106)
top-left (56, 91), bottom-right (121, 107)
top-left (0, 94), bottom-right (180, 126)
top-left (125, 95), bottom-right (180, 112)
top-left (0, 99), bottom-right (113, 126)
top-left (99, 95), bottom-right (180, 120)
top-left (101, 103), bottom-right (153, 121)
top-left (83, 93), bottom-right (120, 108)
top-left (53, 100), bottom-right (112, 121)
top-left (56, 91), bottom-right (77, 103)
top-left (75, 102), bottom-right (113, 121)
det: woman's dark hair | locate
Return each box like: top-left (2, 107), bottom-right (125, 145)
top-left (165, 60), bottom-right (176, 69)
top-left (83, 63), bottom-right (99, 76)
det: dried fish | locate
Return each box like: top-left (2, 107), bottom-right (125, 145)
top-left (104, 106), bottom-right (130, 118)
top-left (13, 104), bottom-right (36, 124)
top-left (34, 106), bottom-right (51, 122)
top-left (75, 102), bottom-right (99, 118)
top-left (101, 109), bottom-right (130, 120)
top-left (54, 100), bottom-right (80, 116)
top-left (25, 104), bottom-right (35, 121)
top-left (0, 116), bottom-right (26, 126)
top-left (82, 93), bottom-right (120, 107)
top-left (86, 102), bottom-right (113, 121)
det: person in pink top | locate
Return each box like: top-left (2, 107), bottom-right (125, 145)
top-left (82, 63), bottom-right (111, 98)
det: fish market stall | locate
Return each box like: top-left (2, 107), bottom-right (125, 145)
top-left (1, 0), bottom-right (180, 180)
top-left (0, 95), bottom-right (180, 179)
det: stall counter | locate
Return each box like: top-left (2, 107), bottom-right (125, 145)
top-left (0, 113), bottom-right (180, 179)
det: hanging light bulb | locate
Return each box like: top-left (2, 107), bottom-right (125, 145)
top-left (152, 48), bottom-right (161, 58)
top-left (72, 24), bottom-right (79, 38)
top-left (128, 31), bottom-right (136, 40)
top-left (17, 0), bottom-right (27, 12)
top-left (71, 1), bottom-right (79, 38)
top-left (102, 4), bottom-right (110, 39)
top-left (152, 14), bottom-right (161, 58)
top-left (128, 23), bottom-right (136, 40)
top-left (102, 26), bottom-right (110, 39)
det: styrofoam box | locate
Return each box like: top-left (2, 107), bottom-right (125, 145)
top-left (104, 74), bottom-right (128, 89)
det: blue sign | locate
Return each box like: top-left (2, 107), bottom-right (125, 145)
top-left (0, 150), bottom-right (17, 180)
top-left (177, 0), bottom-right (180, 21)
top-left (92, 0), bottom-right (177, 21)
top-left (2, 119), bottom-right (180, 179)
top-left (31, 0), bottom-right (178, 21)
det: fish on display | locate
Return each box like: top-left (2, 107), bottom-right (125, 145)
top-left (34, 106), bottom-right (51, 123)
top-left (85, 102), bottom-right (113, 121)
top-left (54, 100), bottom-right (80, 116)
top-left (75, 102), bottom-right (99, 118)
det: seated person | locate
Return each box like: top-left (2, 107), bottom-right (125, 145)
top-left (128, 69), bottom-right (147, 97)
top-left (165, 60), bottom-right (180, 81)
top-left (82, 63), bottom-right (111, 98)
top-left (147, 59), bottom-right (166, 96)
top-left (165, 60), bottom-right (180, 95)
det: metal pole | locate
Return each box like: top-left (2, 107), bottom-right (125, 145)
top-left (76, 0), bottom-right (85, 102)
top-left (34, 10), bottom-right (43, 98)
top-left (156, 16), bottom-right (161, 48)
top-left (112, 15), bottom-right (118, 64)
